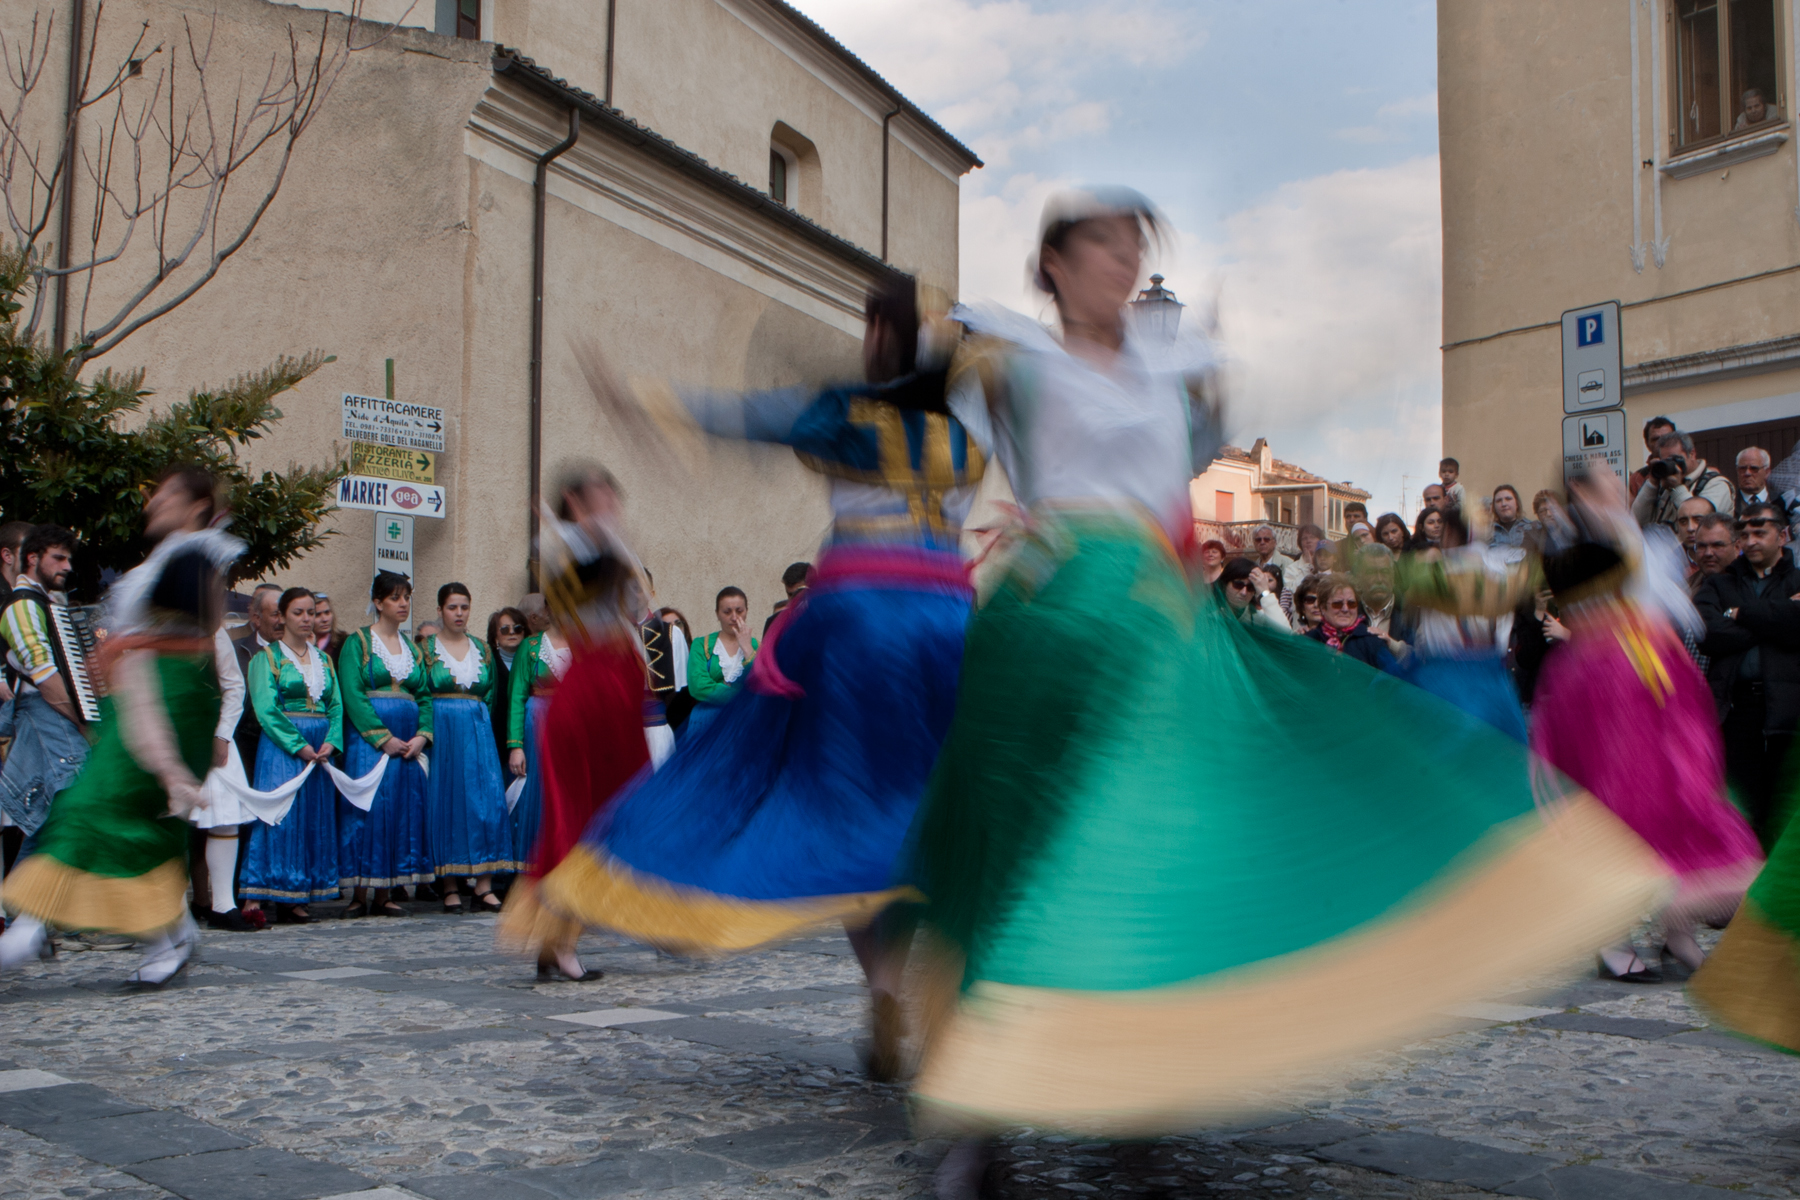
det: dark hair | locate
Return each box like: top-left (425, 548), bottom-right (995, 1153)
top-left (1036, 206), bottom-right (1165, 299)
top-left (1374, 513), bottom-right (1409, 547)
top-left (1644, 415), bottom-right (1676, 439)
top-left (1738, 502), bottom-right (1787, 527)
top-left (781, 561), bottom-right (812, 589)
top-left (659, 607), bottom-right (692, 642)
top-left (155, 464), bottom-right (221, 522)
top-left (486, 606), bottom-right (528, 648)
top-left (1297, 523), bottom-right (1325, 542)
top-left (863, 278), bottom-right (919, 380)
top-left (1215, 556), bottom-right (1257, 591)
top-left (1696, 512), bottom-right (1735, 536)
top-left (438, 582), bottom-right (471, 608)
top-left (371, 570), bottom-right (412, 604)
top-left (554, 460), bottom-right (621, 522)
top-left (277, 586), bottom-right (313, 616)
top-left (1199, 538), bottom-right (1227, 558)
top-left (1439, 458), bottom-right (1459, 471)
top-left (1441, 506), bottom-right (1470, 548)
top-left (1293, 572), bottom-right (1325, 607)
top-left (0, 520), bottom-right (32, 556)
top-left (1412, 507), bottom-right (1445, 546)
top-left (21, 524), bottom-right (75, 566)
top-left (715, 586), bottom-right (747, 611)
top-left (1344, 500), bottom-right (1369, 515)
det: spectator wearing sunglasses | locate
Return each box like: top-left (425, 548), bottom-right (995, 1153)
top-left (486, 607), bottom-right (530, 778)
top-left (1695, 503), bottom-right (1800, 848)
top-left (1305, 574), bottom-right (1400, 673)
top-left (1216, 557), bottom-right (1289, 632)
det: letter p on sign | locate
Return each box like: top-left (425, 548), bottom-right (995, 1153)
top-left (1577, 313), bottom-right (1604, 347)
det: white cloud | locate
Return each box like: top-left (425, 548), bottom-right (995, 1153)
top-left (1377, 91), bottom-right (1439, 120)
top-left (788, 0), bottom-right (1201, 165)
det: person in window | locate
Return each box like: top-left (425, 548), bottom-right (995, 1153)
top-left (1736, 87), bottom-right (1783, 129)
top-left (684, 586), bottom-right (757, 738)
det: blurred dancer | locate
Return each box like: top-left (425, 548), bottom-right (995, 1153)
top-left (498, 463), bottom-right (650, 982)
top-left (1531, 474), bottom-right (1760, 981)
top-left (507, 606), bottom-right (571, 876)
top-left (0, 468), bottom-right (238, 985)
top-left (534, 279), bottom-right (980, 1077)
top-left (900, 189), bottom-right (1661, 1188)
top-left (1693, 781), bottom-right (1800, 1046)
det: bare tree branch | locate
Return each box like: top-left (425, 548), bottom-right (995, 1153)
top-left (0, 0), bottom-right (419, 363)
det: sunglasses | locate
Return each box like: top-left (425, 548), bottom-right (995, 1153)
top-left (1227, 579), bottom-right (1252, 590)
top-left (498, 624), bottom-right (525, 635)
top-left (1327, 600), bottom-right (1358, 611)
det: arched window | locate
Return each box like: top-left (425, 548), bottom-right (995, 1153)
top-left (768, 124), bottom-right (818, 214)
top-left (769, 146), bottom-right (792, 206)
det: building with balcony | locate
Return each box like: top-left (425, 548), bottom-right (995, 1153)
top-left (1441, 2), bottom-right (1800, 502)
top-left (1191, 438), bottom-right (1371, 554)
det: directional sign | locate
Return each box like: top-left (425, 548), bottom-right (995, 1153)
top-left (374, 513), bottom-right (416, 630)
top-left (1563, 410), bottom-right (1627, 484)
top-left (351, 442), bottom-right (435, 485)
top-left (341, 393), bottom-right (445, 453)
top-left (1561, 301), bottom-right (1623, 414)
top-left (336, 474), bottom-right (445, 518)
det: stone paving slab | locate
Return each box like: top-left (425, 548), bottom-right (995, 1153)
top-left (1497, 1163), bottom-right (1739, 1198)
top-left (126, 1146), bottom-right (377, 1200)
top-left (43, 1107), bottom-right (254, 1165)
top-left (0, 1081), bottom-right (153, 1131)
top-left (1321, 1132), bottom-right (1560, 1190)
top-left (1528, 1012), bottom-right (1700, 1040)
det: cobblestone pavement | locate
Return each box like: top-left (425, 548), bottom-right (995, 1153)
top-left (0, 906), bottom-right (1792, 1200)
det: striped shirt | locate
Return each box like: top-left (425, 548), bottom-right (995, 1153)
top-left (1, 581), bottom-right (58, 689)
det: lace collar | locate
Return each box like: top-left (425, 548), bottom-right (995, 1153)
top-left (538, 633), bottom-right (572, 680)
top-left (277, 639), bottom-right (326, 705)
top-left (433, 635), bottom-right (485, 690)
top-left (368, 627), bottom-right (415, 685)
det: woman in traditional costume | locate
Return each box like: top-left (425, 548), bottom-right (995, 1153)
top-left (337, 571), bottom-right (433, 918)
top-left (683, 588), bottom-right (756, 739)
top-left (507, 614), bottom-right (571, 876)
top-left (896, 189), bottom-right (1662, 1192)
top-left (0, 468), bottom-right (237, 985)
top-left (499, 462), bottom-right (652, 982)
top-left (240, 589), bottom-right (343, 923)
top-left (531, 280), bottom-right (982, 1075)
top-left (1530, 476), bottom-right (1761, 981)
top-left (422, 583), bottom-right (516, 913)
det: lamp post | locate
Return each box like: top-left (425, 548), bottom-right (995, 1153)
top-left (1129, 274), bottom-right (1184, 342)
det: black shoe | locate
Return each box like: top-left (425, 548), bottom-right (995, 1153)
top-left (276, 905), bottom-right (314, 925)
top-left (206, 908), bottom-right (259, 932)
top-left (342, 902), bottom-right (369, 920)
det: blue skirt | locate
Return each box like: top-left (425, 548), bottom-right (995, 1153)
top-left (511, 695), bottom-right (550, 873)
top-left (682, 699), bottom-right (727, 740)
top-left (592, 567), bottom-right (971, 902)
top-left (243, 715), bottom-right (341, 902)
top-left (427, 697), bottom-right (517, 876)
top-left (1401, 649), bottom-right (1528, 743)
top-left (338, 697), bottom-right (431, 888)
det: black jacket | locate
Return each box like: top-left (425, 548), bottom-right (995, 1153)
top-left (1695, 548), bottom-right (1800, 731)
top-left (1304, 621), bottom-right (1400, 674)
top-left (232, 634), bottom-right (264, 768)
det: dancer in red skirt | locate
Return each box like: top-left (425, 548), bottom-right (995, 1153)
top-left (499, 462), bottom-right (650, 981)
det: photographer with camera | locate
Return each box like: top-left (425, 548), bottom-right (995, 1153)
top-left (1695, 502), bottom-right (1800, 849)
top-left (1632, 430), bottom-right (1732, 531)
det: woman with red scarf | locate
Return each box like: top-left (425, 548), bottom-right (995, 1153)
top-left (1305, 574), bottom-right (1401, 673)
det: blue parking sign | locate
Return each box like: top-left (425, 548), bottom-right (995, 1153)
top-left (1577, 312), bottom-right (1604, 346)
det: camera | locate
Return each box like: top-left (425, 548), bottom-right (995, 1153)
top-left (1648, 455), bottom-right (1687, 482)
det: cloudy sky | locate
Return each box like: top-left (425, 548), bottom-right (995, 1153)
top-left (791, 0), bottom-right (1440, 517)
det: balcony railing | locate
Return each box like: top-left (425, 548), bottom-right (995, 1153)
top-left (1194, 519), bottom-right (1300, 557)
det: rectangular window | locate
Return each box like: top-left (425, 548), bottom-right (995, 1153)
top-left (1673, 0), bottom-right (1783, 150)
top-left (1299, 493), bottom-right (1315, 527)
top-left (1214, 491), bottom-right (1234, 522)
top-left (1264, 498), bottom-right (1279, 523)
top-left (769, 149), bottom-right (788, 205)
top-left (456, 0), bottom-right (480, 40)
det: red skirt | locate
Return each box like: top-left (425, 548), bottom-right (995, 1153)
top-left (531, 638), bottom-right (649, 875)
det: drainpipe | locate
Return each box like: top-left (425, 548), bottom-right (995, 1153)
top-left (604, 0), bottom-right (617, 105)
top-left (53, 0), bottom-right (85, 356)
top-left (527, 106), bottom-right (580, 587)
top-left (880, 108), bottom-right (899, 261)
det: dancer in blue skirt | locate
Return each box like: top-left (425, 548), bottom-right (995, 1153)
top-left (241, 588), bottom-right (342, 923)
top-left (337, 571), bottom-right (433, 917)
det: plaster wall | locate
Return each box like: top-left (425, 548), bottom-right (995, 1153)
top-left (1439, 0), bottom-right (1800, 501)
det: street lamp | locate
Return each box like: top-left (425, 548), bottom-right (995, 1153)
top-left (1129, 274), bottom-right (1184, 342)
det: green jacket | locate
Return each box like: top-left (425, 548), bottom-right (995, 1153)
top-left (687, 630), bottom-right (758, 707)
top-left (247, 642), bottom-right (344, 756)
top-left (338, 626), bottom-right (434, 750)
top-left (506, 631), bottom-right (563, 750)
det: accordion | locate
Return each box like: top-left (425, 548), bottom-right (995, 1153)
top-left (51, 604), bottom-right (102, 724)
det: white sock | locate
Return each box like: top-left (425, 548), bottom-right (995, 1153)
top-left (0, 915), bottom-right (48, 970)
top-left (131, 915), bottom-right (196, 984)
top-left (205, 835), bottom-right (238, 914)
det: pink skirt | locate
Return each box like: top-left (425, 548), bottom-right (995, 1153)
top-left (1530, 612), bottom-right (1762, 913)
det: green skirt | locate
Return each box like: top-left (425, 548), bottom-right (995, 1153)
top-left (3, 653), bottom-right (220, 935)
top-left (911, 513), bottom-right (1664, 1133)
